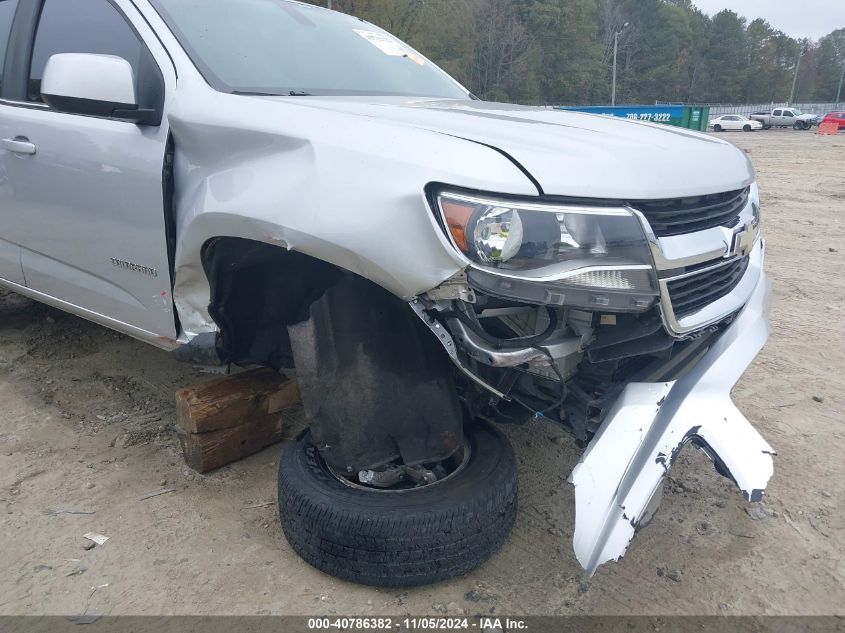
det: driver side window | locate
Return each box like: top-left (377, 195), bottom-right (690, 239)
top-left (28, 0), bottom-right (149, 104)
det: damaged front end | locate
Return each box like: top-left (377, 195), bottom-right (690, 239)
top-left (568, 268), bottom-right (773, 574)
top-left (416, 184), bottom-right (774, 574)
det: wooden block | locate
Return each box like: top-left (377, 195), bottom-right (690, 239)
top-left (177, 413), bottom-right (284, 473)
top-left (175, 368), bottom-right (300, 434)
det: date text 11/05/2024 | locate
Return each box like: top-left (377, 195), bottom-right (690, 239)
top-left (306, 617), bottom-right (529, 631)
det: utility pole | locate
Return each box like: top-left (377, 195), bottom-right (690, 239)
top-left (327, 0), bottom-right (331, 8)
top-left (611, 22), bottom-right (629, 106)
top-left (788, 45), bottom-right (807, 105)
top-left (837, 67), bottom-right (844, 105)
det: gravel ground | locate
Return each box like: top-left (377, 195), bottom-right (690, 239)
top-left (0, 129), bottom-right (842, 617)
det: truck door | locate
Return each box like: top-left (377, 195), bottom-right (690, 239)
top-left (0, 0), bottom-right (177, 339)
top-left (0, 0), bottom-right (25, 285)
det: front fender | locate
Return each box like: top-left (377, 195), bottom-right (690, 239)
top-left (166, 88), bottom-right (537, 337)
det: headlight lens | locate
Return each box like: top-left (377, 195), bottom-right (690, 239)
top-left (435, 191), bottom-right (659, 311)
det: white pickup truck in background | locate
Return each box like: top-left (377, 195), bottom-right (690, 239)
top-left (750, 108), bottom-right (819, 130)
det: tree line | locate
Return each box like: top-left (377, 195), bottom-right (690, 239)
top-left (303, 0), bottom-right (845, 106)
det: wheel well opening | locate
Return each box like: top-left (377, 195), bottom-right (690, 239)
top-left (201, 237), bottom-right (343, 368)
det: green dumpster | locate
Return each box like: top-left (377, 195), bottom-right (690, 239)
top-left (557, 105), bottom-right (711, 131)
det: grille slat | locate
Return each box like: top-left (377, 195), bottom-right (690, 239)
top-left (669, 265), bottom-right (742, 302)
top-left (638, 192), bottom-right (748, 216)
top-left (642, 194), bottom-right (748, 219)
top-left (632, 188), bottom-right (749, 237)
top-left (667, 257), bottom-right (750, 318)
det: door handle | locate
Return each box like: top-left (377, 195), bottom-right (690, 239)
top-left (1, 137), bottom-right (37, 155)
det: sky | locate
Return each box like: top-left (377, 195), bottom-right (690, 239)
top-left (693, 0), bottom-right (843, 40)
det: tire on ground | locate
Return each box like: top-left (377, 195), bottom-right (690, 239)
top-left (277, 421), bottom-right (518, 587)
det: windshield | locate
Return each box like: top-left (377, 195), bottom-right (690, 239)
top-left (150, 0), bottom-right (469, 99)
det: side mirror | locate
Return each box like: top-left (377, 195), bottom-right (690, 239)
top-left (40, 53), bottom-right (158, 125)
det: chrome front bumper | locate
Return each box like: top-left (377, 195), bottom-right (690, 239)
top-left (569, 254), bottom-right (773, 575)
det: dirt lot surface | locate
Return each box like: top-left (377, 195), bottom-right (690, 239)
top-left (0, 130), bottom-right (843, 618)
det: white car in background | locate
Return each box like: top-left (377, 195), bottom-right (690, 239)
top-left (709, 115), bottom-right (763, 132)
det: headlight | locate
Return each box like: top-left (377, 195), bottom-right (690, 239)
top-left (435, 191), bottom-right (658, 312)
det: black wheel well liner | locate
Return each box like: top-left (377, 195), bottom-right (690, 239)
top-left (201, 237), bottom-right (344, 368)
top-left (200, 237), bottom-right (465, 472)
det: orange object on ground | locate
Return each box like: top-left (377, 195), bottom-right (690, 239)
top-left (817, 121), bottom-right (840, 135)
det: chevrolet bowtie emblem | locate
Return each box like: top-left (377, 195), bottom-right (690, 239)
top-left (727, 224), bottom-right (755, 258)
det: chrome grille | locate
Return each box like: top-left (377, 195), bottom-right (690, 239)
top-left (667, 257), bottom-right (750, 319)
top-left (631, 187), bottom-right (750, 237)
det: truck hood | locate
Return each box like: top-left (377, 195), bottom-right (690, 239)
top-left (264, 97), bottom-right (755, 199)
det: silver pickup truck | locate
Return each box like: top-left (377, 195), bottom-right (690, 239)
top-left (0, 0), bottom-right (774, 587)
top-left (750, 108), bottom-right (818, 130)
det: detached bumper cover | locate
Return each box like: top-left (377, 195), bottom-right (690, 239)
top-left (569, 265), bottom-right (774, 575)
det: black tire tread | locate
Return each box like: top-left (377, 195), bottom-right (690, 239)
top-left (277, 423), bottom-right (518, 587)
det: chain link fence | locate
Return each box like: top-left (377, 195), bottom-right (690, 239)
top-left (697, 102), bottom-right (843, 117)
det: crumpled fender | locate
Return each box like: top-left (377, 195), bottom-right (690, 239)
top-left (164, 85), bottom-right (538, 338)
top-left (569, 270), bottom-right (774, 575)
